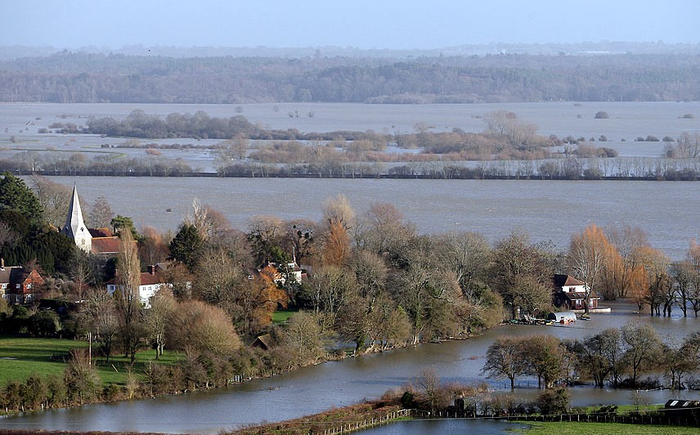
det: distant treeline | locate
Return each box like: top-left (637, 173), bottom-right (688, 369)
top-left (1, 52), bottom-right (699, 103)
top-left (4, 160), bottom-right (700, 181)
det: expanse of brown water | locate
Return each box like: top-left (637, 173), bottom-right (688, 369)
top-left (40, 175), bottom-right (700, 261)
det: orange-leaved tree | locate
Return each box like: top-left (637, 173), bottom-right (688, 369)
top-left (568, 224), bottom-right (618, 314)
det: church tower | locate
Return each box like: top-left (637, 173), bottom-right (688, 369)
top-left (62, 185), bottom-right (92, 253)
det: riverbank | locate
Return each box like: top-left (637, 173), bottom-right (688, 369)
top-left (223, 398), bottom-right (700, 435)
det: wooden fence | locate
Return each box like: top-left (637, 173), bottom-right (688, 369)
top-left (319, 409), bottom-right (411, 435)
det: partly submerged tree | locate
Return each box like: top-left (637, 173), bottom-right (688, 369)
top-left (482, 336), bottom-right (528, 390)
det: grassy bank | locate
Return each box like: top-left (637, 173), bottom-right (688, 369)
top-left (518, 421), bottom-right (700, 434)
top-left (0, 336), bottom-right (183, 386)
top-left (0, 337), bottom-right (88, 384)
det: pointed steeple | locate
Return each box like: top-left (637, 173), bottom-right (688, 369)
top-left (62, 184), bottom-right (92, 253)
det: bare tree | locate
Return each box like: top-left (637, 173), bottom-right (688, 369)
top-left (82, 288), bottom-right (119, 363)
top-left (281, 311), bottom-right (328, 366)
top-left (114, 230), bottom-right (144, 364)
top-left (576, 328), bottom-right (623, 388)
top-left (355, 202), bottom-right (416, 267)
top-left (352, 250), bottom-right (388, 299)
top-left (88, 196), bottom-right (114, 229)
top-left (621, 323), bottom-right (662, 387)
top-left (437, 232), bottom-right (491, 299)
top-left (322, 194), bottom-right (355, 232)
top-left (522, 335), bottom-right (568, 389)
top-left (30, 175), bottom-right (71, 228)
top-left (413, 367), bottom-right (447, 414)
top-left (145, 288), bottom-right (176, 359)
top-left (484, 110), bottom-right (538, 147)
top-left (482, 336), bottom-right (527, 390)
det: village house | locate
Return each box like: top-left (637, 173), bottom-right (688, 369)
top-left (552, 274), bottom-right (601, 311)
top-left (269, 261), bottom-right (304, 285)
top-left (106, 266), bottom-right (170, 308)
top-left (0, 259), bottom-right (45, 305)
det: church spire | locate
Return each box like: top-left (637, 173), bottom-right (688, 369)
top-left (62, 184), bottom-right (92, 253)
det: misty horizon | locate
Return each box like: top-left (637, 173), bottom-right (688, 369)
top-left (1, 1), bottom-right (697, 52)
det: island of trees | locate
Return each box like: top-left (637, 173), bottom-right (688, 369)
top-left (4, 109), bottom-right (700, 181)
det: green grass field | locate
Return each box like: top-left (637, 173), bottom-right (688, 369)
top-left (576, 404), bottom-right (663, 414)
top-left (0, 336), bottom-right (89, 384)
top-left (0, 336), bottom-right (183, 386)
top-left (272, 309), bottom-right (298, 324)
top-left (517, 422), bottom-right (700, 434)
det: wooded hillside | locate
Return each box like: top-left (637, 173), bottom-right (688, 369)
top-left (1, 52), bottom-right (698, 103)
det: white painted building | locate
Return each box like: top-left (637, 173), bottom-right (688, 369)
top-left (61, 185), bottom-right (92, 253)
top-left (106, 268), bottom-right (170, 308)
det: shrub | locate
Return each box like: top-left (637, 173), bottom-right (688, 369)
top-left (535, 388), bottom-right (570, 415)
top-left (583, 168), bottom-right (603, 180)
top-left (596, 147), bottom-right (618, 157)
top-left (594, 111), bottom-right (609, 119)
top-left (400, 391), bottom-right (416, 409)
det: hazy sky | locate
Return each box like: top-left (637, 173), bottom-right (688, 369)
top-left (1, 0), bottom-right (698, 49)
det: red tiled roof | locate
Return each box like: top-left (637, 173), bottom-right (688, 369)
top-left (140, 272), bottom-right (164, 286)
top-left (564, 276), bottom-right (585, 286)
top-left (553, 274), bottom-right (585, 287)
top-left (91, 237), bottom-right (121, 255)
top-left (89, 227), bottom-right (113, 237)
top-left (105, 271), bottom-right (166, 286)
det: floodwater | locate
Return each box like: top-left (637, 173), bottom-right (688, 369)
top-left (2, 101), bottom-right (699, 138)
top-left (362, 419), bottom-right (530, 435)
top-left (3, 101), bottom-right (699, 260)
top-left (1, 301), bottom-right (699, 434)
top-left (40, 175), bottom-right (700, 261)
top-left (2, 102), bottom-right (700, 433)
top-left (2, 101), bottom-right (699, 172)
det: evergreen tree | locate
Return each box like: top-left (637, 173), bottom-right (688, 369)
top-left (169, 224), bottom-right (204, 272)
top-left (110, 215), bottom-right (138, 239)
top-left (0, 172), bottom-right (44, 224)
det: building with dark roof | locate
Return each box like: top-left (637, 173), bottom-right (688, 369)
top-left (552, 274), bottom-right (601, 311)
top-left (0, 259), bottom-right (45, 304)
